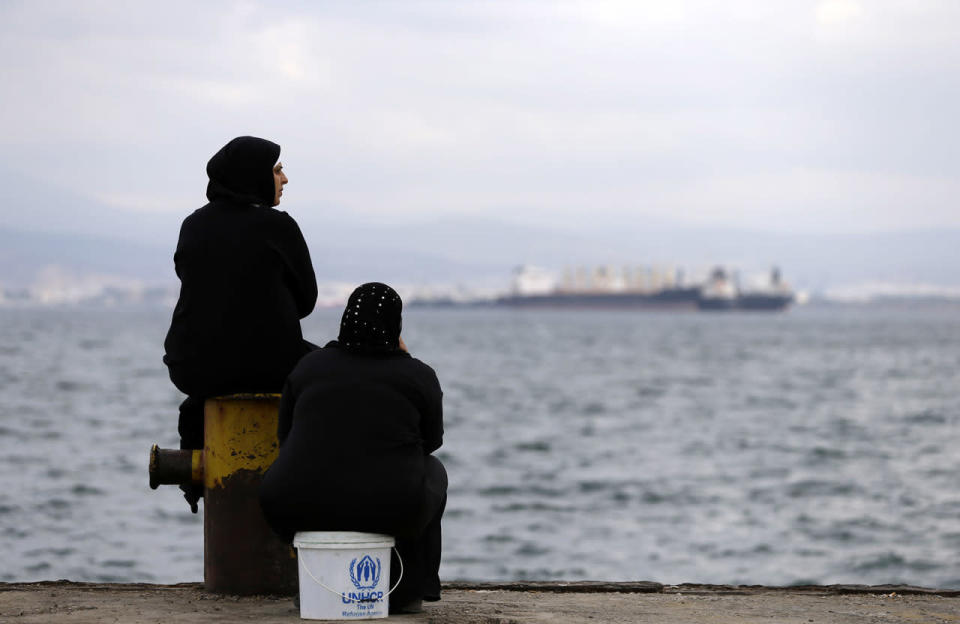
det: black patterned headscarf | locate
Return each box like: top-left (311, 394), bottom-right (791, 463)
top-left (338, 282), bottom-right (403, 353)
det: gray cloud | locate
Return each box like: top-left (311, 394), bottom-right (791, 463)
top-left (0, 0), bottom-right (958, 237)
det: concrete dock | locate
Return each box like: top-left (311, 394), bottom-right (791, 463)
top-left (2, 581), bottom-right (959, 623)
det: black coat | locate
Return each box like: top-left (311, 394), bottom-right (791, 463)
top-left (163, 201), bottom-right (317, 396)
top-left (259, 343), bottom-right (443, 541)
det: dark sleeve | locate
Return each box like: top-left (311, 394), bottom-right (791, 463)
top-left (172, 219), bottom-right (189, 279)
top-left (419, 365), bottom-right (444, 455)
top-left (270, 212), bottom-right (318, 318)
top-left (276, 376), bottom-right (298, 447)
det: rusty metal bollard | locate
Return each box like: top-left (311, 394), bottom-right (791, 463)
top-left (149, 393), bottom-right (297, 595)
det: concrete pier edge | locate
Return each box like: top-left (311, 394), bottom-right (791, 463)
top-left (3, 579), bottom-right (958, 597)
top-left (6, 580), bottom-right (960, 623)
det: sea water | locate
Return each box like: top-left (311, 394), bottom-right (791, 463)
top-left (1, 303), bottom-right (959, 587)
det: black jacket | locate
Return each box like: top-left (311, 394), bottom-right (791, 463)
top-left (163, 201), bottom-right (317, 395)
top-left (260, 343), bottom-right (443, 540)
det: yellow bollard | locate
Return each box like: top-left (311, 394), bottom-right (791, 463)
top-left (202, 393), bottom-right (297, 595)
top-left (149, 393), bottom-right (297, 595)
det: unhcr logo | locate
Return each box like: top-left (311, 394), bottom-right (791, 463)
top-left (349, 555), bottom-right (381, 590)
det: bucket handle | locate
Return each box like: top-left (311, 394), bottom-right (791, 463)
top-left (300, 546), bottom-right (404, 604)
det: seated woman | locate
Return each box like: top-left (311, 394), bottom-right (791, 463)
top-left (163, 136), bottom-right (317, 511)
top-left (259, 282), bottom-right (447, 614)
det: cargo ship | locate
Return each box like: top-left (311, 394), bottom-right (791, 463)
top-left (495, 265), bottom-right (793, 311)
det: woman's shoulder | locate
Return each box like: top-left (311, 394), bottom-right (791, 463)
top-left (178, 203), bottom-right (212, 226)
top-left (295, 345), bottom-right (437, 378)
top-left (405, 354), bottom-right (436, 373)
top-left (401, 355), bottom-right (441, 389)
top-left (296, 342), bottom-right (342, 365)
top-left (257, 209), bottom-right (308, 242)
top-left (180, 201), bottom-right (291, 226)
top-left (262, 207), bottom-right (300, 226)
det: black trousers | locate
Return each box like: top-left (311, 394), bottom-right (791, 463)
top-left (177, 395), bottom-right (206, 450)
top-left (391, 454), bottom-right (448, 605)
top-left (171, 340), bottom-right (318, 511)
top-left (172, 340), bottom-right (320, 450)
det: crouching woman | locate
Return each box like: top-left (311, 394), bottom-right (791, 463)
top-left (259, 282), bottom-right (447, 613)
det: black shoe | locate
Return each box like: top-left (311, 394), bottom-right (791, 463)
top-left (179, 484), bottom-right (203, 514)
top-left (389, 598), bottom-right (422, 614)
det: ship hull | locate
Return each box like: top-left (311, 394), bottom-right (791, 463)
top-left (735, 294), bottom-right (793, 311)
top-left (495, 289), bottom-right (792, 312)
top-left (697, 298), bottom-right (737, 311)
top-left (496, 288), bottom-right (702, 310)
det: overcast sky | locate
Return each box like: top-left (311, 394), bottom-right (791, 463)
top-left (1, 0), bottom-right (958, 237)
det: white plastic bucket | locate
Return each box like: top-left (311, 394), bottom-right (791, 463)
top-left (293, 531), bottom-right (397, 620)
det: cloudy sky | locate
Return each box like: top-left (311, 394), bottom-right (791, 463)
top-left (1, 0), bottom-right (958, 243)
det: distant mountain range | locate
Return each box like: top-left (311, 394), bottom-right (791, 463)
top-left (2, 165), bottom-right (958, 293)
top-left (297, 215), bottom-right (960, 293)
top-left (3, 219), bottom-right (959, 297)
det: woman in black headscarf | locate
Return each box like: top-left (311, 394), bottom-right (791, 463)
top-left (164, 136), bottom-right (318, 509)
top-left (259, 282), bottom-right (447, 614)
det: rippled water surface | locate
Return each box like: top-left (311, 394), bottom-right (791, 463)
top-left (2, 304), bottom-right (959, 587)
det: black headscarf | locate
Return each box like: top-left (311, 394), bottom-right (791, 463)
top-left (338, 282), bottom-right (403, 354)
top-left (205, 136), bottom-right (281, 206)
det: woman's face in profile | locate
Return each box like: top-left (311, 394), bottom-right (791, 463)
top-left (273, 162), bottom-right (288, 206)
